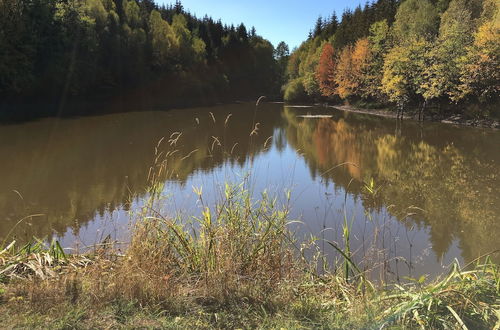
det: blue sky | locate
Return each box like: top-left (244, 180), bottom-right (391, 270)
top-left (159, 0), bottom-right (366, 49)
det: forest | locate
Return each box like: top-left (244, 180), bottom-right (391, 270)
top-left (0, 0), bottom-right (288, 117)
top-left (284, 0), bottom-right (499, 119)
top-left (1, 0), bottom-right (498, 119)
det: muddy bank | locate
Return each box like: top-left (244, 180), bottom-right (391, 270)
top-left (329, 105), bottom-right (499, 129)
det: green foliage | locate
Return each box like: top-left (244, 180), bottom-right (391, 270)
top-left (275, 41), bottom-right (290, 86)
top-left (82, 0), bottom-right (108, 26)
top-left (377, 261), bottom-right (500, 329)
top-left (0, 0), bottom-right (36, 92)
top-left (368, 19), bottom-right (390, 55)
top-left (392, 0), bottom-right (440, 43)
top-left (362, 20), bottom-right (390, 101)
top-left (0, 0), bottom-right (282, 113)
top-left (284, 78), bottom-right (307, 102)
top-left (149, 10), bottom-right (174, 68)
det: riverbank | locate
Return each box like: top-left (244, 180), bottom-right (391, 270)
top-left (1, 239), bottom-right (497, 329)
top-left (2, 261), bottom-right (497, 329)
top-left (1, 183), bottom-right (498, 329)
top-left (330, 105), bottom-right (500, 129)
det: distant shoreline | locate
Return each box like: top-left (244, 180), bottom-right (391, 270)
top-left (328, 104), bottom-right (500, 129)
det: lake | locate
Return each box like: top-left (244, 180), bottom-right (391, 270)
top-left (1, 102), bottom-right (499, 280)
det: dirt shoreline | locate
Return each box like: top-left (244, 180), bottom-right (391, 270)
top-left (329, 104), bottom-right (500, 129)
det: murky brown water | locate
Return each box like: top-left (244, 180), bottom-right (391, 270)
top-left (1, 103), bottom-right (499, 279)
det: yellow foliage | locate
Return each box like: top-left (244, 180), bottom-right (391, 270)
top-left (335, 38), bottom-right (371, 100)
top-left (458, 12), bottom-right (500, 101)
top-left (335, 46), bottom-right (355, 99)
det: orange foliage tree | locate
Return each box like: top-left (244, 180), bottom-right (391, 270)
top-left (316, 43), bottom-right (337, 97)
top-left (335, 38), bottom-right (371, 100)
top-left (351, 38), bottom-right (371, 96)
top-left (335, 45), bottom-right (354, 99)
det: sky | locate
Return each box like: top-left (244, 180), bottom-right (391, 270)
top-left (159, 0), bottom-right (366, 49)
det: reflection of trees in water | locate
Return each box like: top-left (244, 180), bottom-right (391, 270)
top-left (313, 119), bottom-right (363, 180)
top-left (1, 104), bottom-right (499, 263)
top-left (282, 107), bottom-right (500, 263)
top-left (0, 103), bottom-right (284, 243)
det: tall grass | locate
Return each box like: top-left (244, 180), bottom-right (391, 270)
top-left (377, 259), bottom-right (500, 329)
top-left (118, 179), bottom-right (298, 306)
top-left (1, 111), bottom-right (498, 328)
top-left (1, 178), bottom-right (498, 328)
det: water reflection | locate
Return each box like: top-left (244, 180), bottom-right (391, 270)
top-left (1, 103), bottom-right (499, 274)
top-left (0, 103), bottom-right (282, 243)
top-left (282, 106), bottom-right (500, 263)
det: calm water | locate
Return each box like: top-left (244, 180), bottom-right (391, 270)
top-left (1, 103), bottom-right (499, 279)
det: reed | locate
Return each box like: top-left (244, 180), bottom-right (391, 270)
top-left (117, 179), bottom-right (298, 306)
top-left (376, 258), bottom-right (500, 329)
top-left (1, 182), bottom-right (498, 328)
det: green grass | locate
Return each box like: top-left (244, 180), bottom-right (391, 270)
top-left (1, 182), bottom-right (499, 329)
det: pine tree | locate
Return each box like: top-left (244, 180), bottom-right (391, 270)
top-left (313, 16), bottom-right (323, 37)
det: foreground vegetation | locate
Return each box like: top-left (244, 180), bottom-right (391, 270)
top-left (1, 182), bottom-right (499, 329)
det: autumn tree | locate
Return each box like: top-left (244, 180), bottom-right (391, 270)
top-left (335, 45), bottom-right (354, 99)
top-left (316, 43), bottom-right (337, 97)
top-left (383, 0), bottom-right (438, 108)
top-left (335, 38), bottom-right (371, 100)
top-left (284, 0), bottom-right (409, 104)
top-left (421, 0), bottom-right (475, 102)
top-left (381, 39), bottom-right (432, 104)
top-left (351, 38), bottom-right (371, 98)
top-left (286, 52), bottom-right (301, 80)
top-left (457, 0), bottom-right (500, 102)
top-left (282, 0), bottom-right (498, 117)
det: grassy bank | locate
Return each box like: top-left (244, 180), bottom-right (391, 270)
top-left (1, 183), bottom-right (499, 329)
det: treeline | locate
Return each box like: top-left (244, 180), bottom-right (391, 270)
top-left (0, 0), bottom-right (288, 116)
top-left (284, 0), bottom-right (499, 118)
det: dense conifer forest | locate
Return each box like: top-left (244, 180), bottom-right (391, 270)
top-left (0, 0), bottom-right (287, 117)
top-left (284, 0), bottom-right (499, 119)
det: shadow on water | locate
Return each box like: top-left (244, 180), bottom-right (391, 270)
top-left (0, 102), bottom-right (283, 242)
